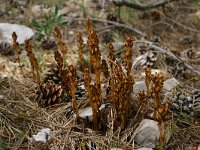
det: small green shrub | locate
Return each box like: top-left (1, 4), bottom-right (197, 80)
top-left (32, 5), bottom-right (68, 41)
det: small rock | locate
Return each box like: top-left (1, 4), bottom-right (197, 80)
top-left (133, 119), bottom-right (160, 148)
top-left (32, 128), bottom-right (51, 143)
top-left (136, 148), bottom-right (153, 150)
top-left (79, 104), bottom-right (106, 121)
top-left (0, 23), bottom-right (34, 44)
top-left (163, 78), bottom-right (179, 91)
top-left (133, 81), bottom-right (147, 92)
top-left (0, 95), bottom-right (4, 100)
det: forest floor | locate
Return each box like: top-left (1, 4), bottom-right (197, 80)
top-left (0, 0), bottom-right (200, 149)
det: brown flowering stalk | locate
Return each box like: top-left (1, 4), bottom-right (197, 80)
top-left (68, 65), bottom-right (79, 117)
top-left (145, 67), bottom-right (151, 97)
top-left (77, 32), bottom-right (84, 68)
top-left (85, 18), bottom-right (91, 35)
top-left (83, 67), bottom-right (102, 130)
top-left (25, 39), bottom-right (41, 84)
top-left (12, 32), bottom-right (22, 72)
top-left (107, 43), bottom-right (115, 74)
top-left (137, 90), bottom-right (148, 120)
top-left (101, 59), bottom-right (109, 78)
top-left (86, 19), bottom-right (102, 104)
top-left (124, 36), bottom-right (133, 77)
top-left (54, 50), bottom-right (64, 75)
top-left (84, 19), bottom-right (105, 130)
top-left (54, 27), bottom-right (68, 55)
top-left (154, 99), bottom-right (171, 149)
top-left (151, 73), bottom-right (165, 119)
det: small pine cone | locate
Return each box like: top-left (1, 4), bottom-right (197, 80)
top-left (43, 67), bottom-right (62, 84)
top-left (0, 42), bottom-right (15, 56)
top-left (36, 81), bottom-right (63, 107)
top-left (140, 51), bottom-right (157, 69)
top-left (41, 37), bottom-right (57, 50)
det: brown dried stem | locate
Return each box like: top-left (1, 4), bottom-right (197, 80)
top-left (68, 65), bottom-right (79, 117)
top-left (145, 68), bottom-right (151, 97)
top-left (154, 99), bottom-right (171, 148)
top-left (107, 43), bottom-right (115, 73)
top-left (25, 39), bottom-right (41, 84)
top-left (54, 50), bottom-right (64, 75)
top-left (101, 59), bottom-right (109, 78)
top-left (124, 36), bottom-right (133, 77)
top-left (151, 73), bottom-right (164, 116)
top-left (77, 32), bottom-right (84, 68)
top-left (83, 68), bottom-right (101, 130)
top-left (137, 90), bottom-right (148, 120)
top-left (12, 32), bottom-right (22, 72)
top-left (54, 27), bottom-right (68, 55)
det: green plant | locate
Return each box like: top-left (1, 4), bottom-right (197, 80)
top-left (32, 5), bottom-right (68, 41)
top-left (0, 138), bottom-right (8, 150)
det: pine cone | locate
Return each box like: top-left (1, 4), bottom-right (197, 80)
top-left (36, 81), bottom-right (63, 107)
top-left (43, 67), bottom-right (62, 84)
top-left (0, 42), bottom-right (14, 56)
top-left (41, 37), bottom-right (57, 50)
top-left (170, 91), bottom-right (200, 119)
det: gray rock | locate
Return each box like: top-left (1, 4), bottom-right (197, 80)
top-left (163, 77), bottom-right (179, 91)
top-left (0, 95), bottom-right (4, 100)
top-left (133, 78), bottom-right (179, 93)
top-left (79, 104), bottom-right (106, 121)
top-left (133, 119), bottom-right (160, 148)
top-left (133, 81), bottom-right (147, 92)
top-left (0, 23), bottom-right (34, 44)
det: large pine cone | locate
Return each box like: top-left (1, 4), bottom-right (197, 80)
top-left (0, 42), bottom-right (14, 56)
top-left (43, 66), bottom-right (86, 100)
top-left (36, 81), bottom-right (63, 107)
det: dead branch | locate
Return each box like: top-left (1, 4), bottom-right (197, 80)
top-left (166, 17), bottom-right (200, 33)
top-left (113, 0), bottom-right (176, 10)
top-left (67, 17), bottom-right (146, 36)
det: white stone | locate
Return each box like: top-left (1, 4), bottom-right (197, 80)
top-left (133, 119), bottom-right (160, 148)
top-left (133, 77), bottom-right (179, 93)
top-left (0, 23), bottom-right (34, 44)
top-left (163, 77), bottom-right (179, 91)
top-left (133, 81), bottom-right (147, 92)
top-left (32, 128), bottom-right (51, 143)
top-left (0, 95), bottom-right (4, 100)
top-left (79, 104), bottom-right (106, 121)
top-left (137, 148), bottom-right (153, 150)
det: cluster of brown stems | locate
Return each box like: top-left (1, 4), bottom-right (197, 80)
top-left (107, 37), bottom-right (135, 129)
top-left (54, 27), bottom-right (79, 118)
top-left (83, 18), bottom-right (104, 130)
top-left (12, 20), bottom-right (171, 142)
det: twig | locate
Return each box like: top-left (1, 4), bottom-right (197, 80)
top-left (148, 21), bottom-right (175, 32)
top-left (67, 17), bottom-right (145, 36)
top-left (113, 0), bottom-right (175, 10)
top-left (166, 17), bottom-right (200, 33)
